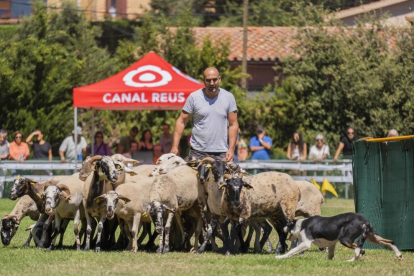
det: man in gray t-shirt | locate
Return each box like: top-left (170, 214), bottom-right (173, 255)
top-left (171, 67), bottom-right (239, 161)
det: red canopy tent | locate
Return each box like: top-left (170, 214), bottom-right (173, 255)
top-left (73, 51), bottom-right (204, 110)
top-left (72, 51), bottom-right (204, 157)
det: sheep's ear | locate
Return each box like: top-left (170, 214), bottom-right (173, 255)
top-left (243, 183), bottom-right (253, 190)
top-left (119, 195), bottom-right (131, 203)
top-left (94, 194), bottom-right (106, 204)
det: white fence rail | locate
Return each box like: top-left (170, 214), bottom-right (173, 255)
top-left (0, 159), bottom-right (353, 198)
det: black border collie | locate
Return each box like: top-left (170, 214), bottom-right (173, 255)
top-left (276, 213), bottom-right (403, 261)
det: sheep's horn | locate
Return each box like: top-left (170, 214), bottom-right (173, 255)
top-left (56, 184), bottom-right (71, 200)
top-left (197, 157), bottom-right (215, 168)
top-left (90, 155), bottom-right (102, 162)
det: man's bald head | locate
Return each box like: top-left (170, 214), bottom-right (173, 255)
top-left (204, 67), bottom-right (220, 78)
top-left (203, 67), bottom-right (221, 95)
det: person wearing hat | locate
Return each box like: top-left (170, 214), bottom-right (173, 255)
top-left (59, 126), bottom-right (87, 162)
top-left (308, 134), bottom-right (330, 162)
top-left (249, 125), bottom-right (272, 160)
top-left (117, 126), bottom-right (138, 154)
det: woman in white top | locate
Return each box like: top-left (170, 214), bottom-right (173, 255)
top-left (287, 130), bottom-right (307, 162)
top-left (308, 134), bottom-right (330, 162)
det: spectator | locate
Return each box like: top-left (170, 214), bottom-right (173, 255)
top-left (387, 129), bottom-right (399, 137)
top-left (138, 129), bottom-right (154, 152)
top-left (59, 126), bottom-right (87, 162)
top-left (249, 125), bottom-right (272, 160)
top-left (333, 126), bottom-right (358, 162)
top-left (287, 130), bottom-right (307, 162)
top-left (308, 134), bottom-right (330, 162)
top-left (117, 126), bottom-right (138, 154)
top-left (159, 124), bottom-right (173, 154)
top-left (87, 131), bottom-right (112, 156)
top-left (237, 135), bottom-right (249, 162)
top-left (122, 141), bottom-right (138, 159)
top-left (9, 131), bottom-right (30, 163)
top-left (0, 129), bottom-right (9, 160)
top-left (26, 129), bottom-right (52, 161)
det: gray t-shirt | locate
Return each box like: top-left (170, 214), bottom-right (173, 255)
top-left (183, 88), bottom-right (237, 152)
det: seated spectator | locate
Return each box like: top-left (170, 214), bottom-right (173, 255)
top-left (333, 126), bottom-right (358, 162)
top-left (123, 141), bottom-right (138, 158)
top-left (117, 126), bottom-right (138, 154)
top-left (87, 131), bottom-right (112, 156)
top-left (387, 129), bottom-right (399, 137)
top-left (26, 129), bottom-right (52, 161)
top-left (59, 126), bottom-right (87, 162)
top-left (249, 125), bottom-right (272, 160)
top-left (287, 130), bottom-right (307, 162)
top-left (9, 131), bottom-right (30, 163)
top-left (308, 134), bottom-right (330, 162)
top-left (159, 124), bottom-right (173, 154)
top-left (138, 129), bottom-right (154, 152)
top-left (0, 129), bottom-right (9, 160)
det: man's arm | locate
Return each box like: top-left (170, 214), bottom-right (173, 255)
top-left (226, 111), bottom-right (239, 161)
top-left (171, 111), bottom-right (192, 155)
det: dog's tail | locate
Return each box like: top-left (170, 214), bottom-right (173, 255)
top-left (365, 222), bottom-right (403, 260)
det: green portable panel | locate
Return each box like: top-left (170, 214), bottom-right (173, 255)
top-left (353, 138), bottom-right (414, 250)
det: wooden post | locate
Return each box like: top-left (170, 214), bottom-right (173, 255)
top-left (241, 0), bottom-right (249, 91)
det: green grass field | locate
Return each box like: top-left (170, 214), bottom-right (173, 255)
top-left (0, 198), bottom-right (412, 276)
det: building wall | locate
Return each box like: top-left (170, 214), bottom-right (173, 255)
top-left (341, 0), bottom-right (414, 26)
top-left (231, 62), bottom-right (280, 91)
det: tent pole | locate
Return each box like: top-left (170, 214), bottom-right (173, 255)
top-left (74, 107), bottom-right (78, 169)
top-left (91, 108), bottom-right (95, 156)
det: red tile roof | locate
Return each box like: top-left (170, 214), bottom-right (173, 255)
top-left (184, 26), bottom-right (406, 62)
top-left (189, 27), bottom-right (298, 62)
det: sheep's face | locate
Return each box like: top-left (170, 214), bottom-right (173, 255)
top-left (223, 177), bottom-right (253, 207)
top-left (43, 186), bottom-right (61, 215)
top-left (155, 153), bottom-right (176, 165)
top-left (150, 156), bottom-right (185, 176)
top-left (104, 191), bottom-right (119, 220)
top-left (1, 215), bottom-right (18, 246)
top-left (94, 191), bottom-right (127, 220)
top-left (96, 156), bottom-right (120, 183)
top-left (79, 156), bottom-right (95, 181)
top-left (211, 160), bottom-right (226, 185)
top-left (197, 164), bottom-right (210, 184)
top-left (9, 177), bottom-right (33, 200)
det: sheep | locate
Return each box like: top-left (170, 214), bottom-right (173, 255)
top-left (148, 164), bottom-right (205, 253)
top-left (94, 183), bottom-right (148, 253)
top-left (8, 175), bottom-right (67, 248)
top-left (295, 181), bottom-right (324, 218)
top-left (1, 195), bottom-right (39, 247)
top-left (242, 180), bottom-right (324, 252)
top-left (220, 172), bottom-right (301, 255)
top-left (149, 154), bottom-right (187, 177)
top-left (81, 155), bottom-right (137, 252)
top-left (42, 173), bottom-right (86, 250)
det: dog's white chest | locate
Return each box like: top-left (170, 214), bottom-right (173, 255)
top-left (313, 238), bottom-right (338, 247)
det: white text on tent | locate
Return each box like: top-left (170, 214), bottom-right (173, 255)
top-left (102, 92), bottom-right (186, 104)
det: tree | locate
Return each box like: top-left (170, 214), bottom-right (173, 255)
top-left (0, 1), bottom-right (113, 152)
